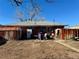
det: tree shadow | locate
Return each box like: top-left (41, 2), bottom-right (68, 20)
top-left (0, 36), bottom-right (8, 46)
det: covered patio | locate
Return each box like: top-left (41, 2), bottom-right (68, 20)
top-left (0, 20), bottom-right (65, 40)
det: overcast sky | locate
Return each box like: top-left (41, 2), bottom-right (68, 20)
top-left (0, 0), bottom-right (79, 26)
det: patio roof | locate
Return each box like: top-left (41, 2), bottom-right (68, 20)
top-left (7, 20), bottom-right (65, 26)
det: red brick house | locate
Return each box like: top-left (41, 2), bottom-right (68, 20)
top-left (0, 20), bottom-right (66, 40)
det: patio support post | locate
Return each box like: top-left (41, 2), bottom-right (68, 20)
top-left (77, 29), bottom-right (78, 37)
top-left (67, 29), bottom-right (68, 39)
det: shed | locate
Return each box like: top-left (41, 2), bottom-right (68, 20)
top-left (62, 25), bottom-right (79, 40)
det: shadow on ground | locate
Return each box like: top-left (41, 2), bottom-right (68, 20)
top-left (0, 36), bottom-right (8, 46)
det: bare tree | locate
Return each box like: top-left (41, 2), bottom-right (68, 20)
top-left (9, 0), bottom-right (54, 21)
top-left (13, 0), bottom-right (23, 6)
top-left (29, 0), bottom-right (41, 21)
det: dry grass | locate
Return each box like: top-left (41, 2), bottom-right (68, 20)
top-left (0, 40), bottom-right (79, 59)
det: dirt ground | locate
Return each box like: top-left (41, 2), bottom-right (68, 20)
top-left (62, 40), bottom-right (79, 49)
top-left (0, 40), bottom-right (79, 59)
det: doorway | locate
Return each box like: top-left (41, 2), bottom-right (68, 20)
top-left (55, 29), bottom-right (61, 39)
top-left (27, 29), bottom-right (32, 39)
